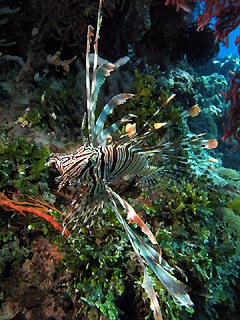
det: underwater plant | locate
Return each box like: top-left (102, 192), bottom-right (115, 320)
top-left (47, 1), bottom-right (218, 319)
top-left (0, 136), bottom-right (50, 195)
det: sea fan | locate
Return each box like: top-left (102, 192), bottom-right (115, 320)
top-left (47, 1), bottom-right (218, 318)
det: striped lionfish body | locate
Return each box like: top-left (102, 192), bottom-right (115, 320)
top-left (50, 141), bottom-right (156, 226)
top-left (54, 144), bottom-right (153, 190)
top-left (47, 1), bottom-right (218, 319)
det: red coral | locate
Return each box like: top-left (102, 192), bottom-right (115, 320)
top-left (222, 72), bottom-right (240, 150)
top-left (0, 193), bottom-right (70, 236)
top-left (197, 0), bottom-right (240, 49)
top-left (196, 1), bottom-right (240, 150)
top-left (165, 1), bottom-right (240, 52)
top-left (165, 1), bottom-right (240, 150)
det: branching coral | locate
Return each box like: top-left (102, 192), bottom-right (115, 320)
top-left (197, 0), bottom-right (240, 51)
top-left (222, 72), bottom-right (240, 150)
top-left (192, 1), bottom-right (240, 150)
top-left (0, 193), bottom-right (70, 236)
top-left (165, 0), bottom-right (239, 51)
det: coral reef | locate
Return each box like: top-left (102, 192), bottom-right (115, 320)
top-left (195, 73), bottom-right (228, 102)
top-left (193, 72), bottom-right (228, 137)
top-left (168, 67), bottom-right (195, 104)
top-left (194, 0), bottom-right (240, 151)
top-left (0, 0), bottom-right (240, 319)
top-left (222, 72), bottom-right (240, 150)
top-left (197, 0), bottom-right (240, 51)
top-left (0, 235), bottom-right (76, 320)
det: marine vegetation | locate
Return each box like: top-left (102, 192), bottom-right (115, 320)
top-left (46, 1), bottom-right (218, 319)
top-left (0, 135), bottom-right (50, 195)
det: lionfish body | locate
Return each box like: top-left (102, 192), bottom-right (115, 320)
top-left (52, 141), bottom-right (156, 226)
top-left (47, 1), bottom-right (217, 319)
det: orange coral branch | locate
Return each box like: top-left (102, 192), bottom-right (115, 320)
top-left (0, 193), bottom-right (70, 237)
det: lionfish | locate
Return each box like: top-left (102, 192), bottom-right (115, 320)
top-left (47, 1), bottom-right (217, 319)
